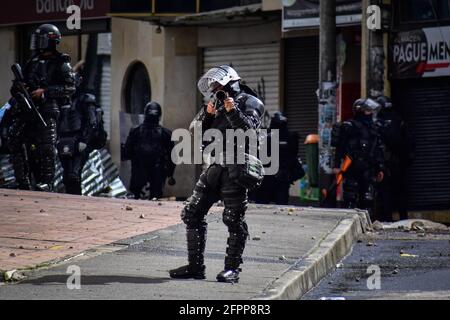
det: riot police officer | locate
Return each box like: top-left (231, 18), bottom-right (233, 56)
top-left (122, 102), bottom-right (176, 200)
top-left (375, 95), bottom-right (414, 221)
top-left (169, 65), bottom-right (265, 283)
top-left (253, 111), bottom-right (303, 205)
top-left (331, 98), bottom-right (385, 215)
top-left (57, 61), bottom-right (101, 195)
top-left (8, 24), bottom-right (75, 191)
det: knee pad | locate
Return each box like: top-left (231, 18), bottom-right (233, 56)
top-left (222, 208), bottom-right (246, 231)
top-left (181, 206), bottom-right (207, 228)
top-left (181, 186), bottom-right (208, 228)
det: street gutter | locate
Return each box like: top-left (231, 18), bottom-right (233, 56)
top-left (252, 209), bottom-right (371, 300)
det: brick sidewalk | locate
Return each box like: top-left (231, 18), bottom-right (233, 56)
top-left (0, 189), bottom-right (192, 272)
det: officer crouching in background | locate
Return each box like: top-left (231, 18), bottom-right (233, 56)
top-left (121, 102), bottom-right (176, 200)
top-left (57, 61), bottom-right (107, 195)
top-left (331, 98), bottom-right (385, 218)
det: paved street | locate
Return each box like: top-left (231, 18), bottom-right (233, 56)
top-left (302, 229), bottom-right (450, 300)
top-left (0, 191), bottom-right (365, 299)
top-left (0, 188), bottom-right (186, 271)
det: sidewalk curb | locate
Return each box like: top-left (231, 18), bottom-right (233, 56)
top-left (252, 209), bottom-right (371, 300)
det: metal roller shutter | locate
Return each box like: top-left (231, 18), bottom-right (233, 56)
top-left (284, 36), bottom-right (319, 160)
top-left (392, 77), bottom-right (450, 210)
top-left (202, 43), bottom-right (280, 114)
top-left (100, 57), bottom-right (111, 139)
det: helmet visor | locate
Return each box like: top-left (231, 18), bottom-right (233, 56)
top-left (364, 98), bottom-right (381, 112)
top-left (197, 66), bottom-right (241, 99)
top-left (30, 34), bottom-right (49, 50)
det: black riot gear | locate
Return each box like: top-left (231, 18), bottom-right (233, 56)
top-left (170, 67), bottom-right (264, 283)
top-left (30, 24), bottom-right (62, 52)
top-left (57, 73), bottom-right (101, 195)
top-left (122, 102), bottom-right (175, 200)
top-left (332, 98), bottom-right (385, 215)
top-left (352, 98), bottom-right (381, 115)
top-left (269, 111), bottom-right (287, 129)
top-left (8, 38), bottom-right (75, 191)
top-left (375, 97), bottom-right (414, 221)
top-left (252, 112), bottom-right (303, 205)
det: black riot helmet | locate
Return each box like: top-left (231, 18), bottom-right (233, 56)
top-left (376, 95), bottom-right (393, 109)
top-left (352, 98), bottom-right (381, 115)
top-left (270, 111), bottom-right (288, 129)
top-left (30, 24), bottom-right (61, 52)
top-left (144, 101), bottom-right (162, 124)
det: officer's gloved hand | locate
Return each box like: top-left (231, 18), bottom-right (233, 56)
top-left (78, 142), bottom-right (87, 152)
top-left (167, 177), bottom-right (176, 186)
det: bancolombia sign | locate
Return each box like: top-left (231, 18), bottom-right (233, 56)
top-left (391, 26), bottom-right (450, 79)
top-left (0, 0), bottom-right (110, 26)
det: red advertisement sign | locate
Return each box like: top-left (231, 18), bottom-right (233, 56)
top-left (0, 0), bottom-right (110, 26)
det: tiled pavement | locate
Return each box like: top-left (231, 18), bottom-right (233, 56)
top-left (0, 189), bottom-right (199, 272)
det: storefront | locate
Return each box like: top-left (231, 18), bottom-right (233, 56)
top-left (282, 0), bottom-right (362, 160)
top-left (202, 42), bottom-right (280, 122)
top-left (390, 25), bottom-right (450, 211)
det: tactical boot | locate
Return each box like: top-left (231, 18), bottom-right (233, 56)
top-left (169, 264), bottom-right (206, 280)
top-left (11, 154), bottom-right (31, 190)
top-left (169, 228), bottom-right (206, 280)
top-left (35, 183), bottom-right (52, 192)
top-left (217, 233), bottom-right (246, 283)
top-left (216, 269), bottom-right (239, 283)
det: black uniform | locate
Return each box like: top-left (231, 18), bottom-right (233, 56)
top-left (253, 112), bottom-right (301, 205)
top-left (122, 102), bottom-right (175, 200)
top-left (170, 80), bottom-right (264, 283)
top-left (333, 112), bottom-right (384, 213)
top-left (376, 98), bottom-right (414, 221)
top-left (8, 50), bottom-right (75, 190)
top-left (57, 90), bottom-right (99, 195)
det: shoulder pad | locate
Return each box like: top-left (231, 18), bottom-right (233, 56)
top-left (59, 53), bottom-right (71, 63)
top-left (342, 121), bottom-right (353, 128)
top-left (243, 94), bottom-right (265, 118)
top-left (81, 93), bottom-right (97, 104)
top-left (341, 121), bottom-right (356, 132)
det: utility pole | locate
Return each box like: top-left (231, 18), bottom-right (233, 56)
top-left (318, 0), bottom-right (337, 206)
top-left (362, 0), bottom-right (386, 98)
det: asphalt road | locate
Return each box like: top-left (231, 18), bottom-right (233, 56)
top-left (302, 230), bottom-right (450, 300)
